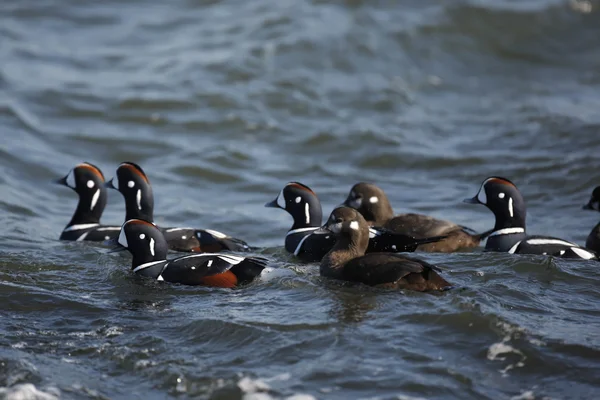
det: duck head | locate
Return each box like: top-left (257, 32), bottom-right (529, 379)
top-left (464, 177), bottom-right (526, 230)
top-left (265, 182), bottom-right (322, 229)
top-left (106, 162), bottom-right (154, 223)
top-left (55, 162), bottom-right (107, 225)
top-left (342, 182), bottom-right (394, 225)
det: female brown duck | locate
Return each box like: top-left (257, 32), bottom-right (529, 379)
top-left (319, 207), bottom-right (452, 292)
top-left (342, 182), bottom-right (490, 252)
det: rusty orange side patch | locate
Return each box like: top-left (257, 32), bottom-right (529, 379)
top-left (199, 270), bottom-right (238, 288)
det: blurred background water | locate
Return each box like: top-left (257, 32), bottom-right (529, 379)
top-left (1, 0), bottom-right (600, 399)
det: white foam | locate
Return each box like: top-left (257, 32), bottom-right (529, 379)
top-left (0, 384), bottom-right (60, 400)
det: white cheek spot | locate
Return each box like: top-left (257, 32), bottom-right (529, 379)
top-left (498, 192), bottom-right (505, 199)
top-left (87, 180), bottom-right (95, 188)
top-left (90, 189), bottom-right (100, 211)
top-left (508, 197), bottom-right (514, 218)
top-left (276, 191), bottom-right (286, 209)
top-left (66, 170), bottom-right (76, 189)
top-left (149, 237), bottom-right (155, 256)
top-left (305, 203), bottom-right (310, 224)
top-left (349, 221), bottom-right (360, 231)
top-left (295, 196), bottom-right (301, 203)
top-left (136, 189), bottom-right (142, 210)
top-left (128, 180), bottom-right (135, 188)
top-left (369, 196), bottom-right (378, 204)
top-left (139, 233), bottom-right (145, 239)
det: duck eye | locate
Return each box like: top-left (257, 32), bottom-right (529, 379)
top-left (335, 218), bottom-right (343, 224)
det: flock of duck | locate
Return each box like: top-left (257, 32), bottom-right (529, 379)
top-left (55, 162), bottom-right (600, 291)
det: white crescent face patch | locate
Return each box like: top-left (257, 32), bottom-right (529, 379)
top-left (118, 227), bottom-right (129, 248)
top-left (276, 190), bottom-right (286, 209)
top-left (66, 169), bottom-right (77, 189)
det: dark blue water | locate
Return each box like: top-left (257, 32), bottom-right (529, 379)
top-left (2, 0), bottom-right (600, 399)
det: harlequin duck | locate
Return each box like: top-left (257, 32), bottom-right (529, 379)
top-left (106, 162), bottom-right (250, 253)
top-left (464, 177), bottom-right (597, 260)
top-left (582, 186), bottom-right (600, 253)
top-left (265, 182), bottom-right (446, 262)
top-left (319, 207), bottom-right (452, 291)
top-left (115, 219), bottom-right (267, 287)
top-left (342, 182), bottom-right (490, 252)
top-left (54, 162), bottom-right (121, 241)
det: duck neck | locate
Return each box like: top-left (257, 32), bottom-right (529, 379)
top-left (290, 200), bottom-right (322, 230)
top-left (364, 199), bottom-right (394, 226)
top-left (67, 189), bottom-right (106, 227)
top-left (123, 187), bottom-right (154, 223)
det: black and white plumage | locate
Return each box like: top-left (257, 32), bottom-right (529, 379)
top-left (55, 162), bottom-right (121, 242)
top-left (116, 219), bottom-right (268, 287)
top-left (106, 162), bottom-right (250, 253)
top-left (465, 176), bottom-right (597, 260)
top-left (265, 182), bottom-right (446, 262)
top-left (583, 186), bottom-right (600, 253)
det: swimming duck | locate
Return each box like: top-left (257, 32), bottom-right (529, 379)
top-left (342, 182), bottom-right (489, 252)
top-left (115, 219), bottom-right (267, 287)
top-left (465, 177), bottom-right (597, 260)
top-left (54, 162), bottom-right (120, 241)
top-left (319, 207), bottom-right (452, 291)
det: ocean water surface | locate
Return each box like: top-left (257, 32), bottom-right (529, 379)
top-left (1, 0), bottom-right (600, 399)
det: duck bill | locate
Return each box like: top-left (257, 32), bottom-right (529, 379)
top-left (105, 178), bottom-right (116, 189)
top-left (105, 237), bottom-right (127, 253)
top-left (53, 176), bottom-right (68, 186)
top-left (264, 198), bottom-right (280, 208)
top-left (312, 226), bottom-right (331, 235)
top-left (463, 196), bottom-right (480, 204)
top-left (583, 197), bottom-right (596, 211)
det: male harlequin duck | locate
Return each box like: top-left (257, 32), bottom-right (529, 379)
top-left (465, 177), bottom-right (597, 260)
top-left (115, 219), bottom-right (267, 287)
top-left (319, 207), bottom-right (452, 291)
top-left (582, 186), bottom-right (600, 253)
top-left (106, 162), bottom-right (250, 253)
top-left (342, 182), bottom-right (490, 252)
top-left (54, 162), bottom-right (121, 241)
top-left (265, 182), bottom-right (446, 262)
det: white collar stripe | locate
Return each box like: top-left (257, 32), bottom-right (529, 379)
top-left (133, 260), bottom-right (166, 273)
top-left (64, 223), bottom-right (99, 232)
top-left (489, 227), bottom-right (525, 237)
top-left (287, 227), bottom-right (318, 236)
top-left (293, 234), bottom-right (312, 256)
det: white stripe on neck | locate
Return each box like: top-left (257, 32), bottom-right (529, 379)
top-left (293, 234), bottom-right (312, 256)
top-left (489, 227), bottom-right (525, 237)
top-left (64, 223), bottom-right (99, 232)
top-left (133, 260), bottom-right (166, 273)
top-left (287, 227), bottom-right (318, 236)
